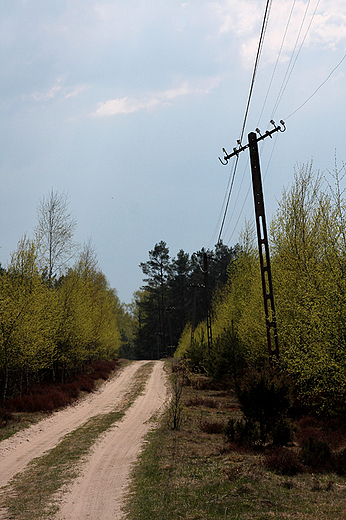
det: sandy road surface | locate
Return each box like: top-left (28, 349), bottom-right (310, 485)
top-left (56, 360), bottom-right (167, 520)
top-left (0, 360), bottom-right (155, 489)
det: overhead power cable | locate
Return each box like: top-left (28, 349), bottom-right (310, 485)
top-left (257, 0), bottom-right (297, 128)
top-left (217, 0), bottom-right (272, 244)
top-left (272, 0), bottom-right (321, 118)
top-left (285, 52), bottom-right (346, 120)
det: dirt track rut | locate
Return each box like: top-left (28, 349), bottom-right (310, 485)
top-left (0, 360), bottom-right (168, 519)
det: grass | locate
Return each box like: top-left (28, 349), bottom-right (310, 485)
top-left (0, 411), bottom-right (50, 443)
top-left (124, 369), bottom-right (346, 520)
top-left (0, 361), bottom-right (154, 520)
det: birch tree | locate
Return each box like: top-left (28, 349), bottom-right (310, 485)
top-left (36, 189), bottom-right (77, 284)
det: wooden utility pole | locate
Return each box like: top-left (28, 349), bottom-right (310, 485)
top-left (218, 120), bottom-right (285, 360)
top-left (248, 131), bottom-right (279, 360)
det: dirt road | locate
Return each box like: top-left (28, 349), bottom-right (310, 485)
top-left (0, 360), bottom-right (168, 519)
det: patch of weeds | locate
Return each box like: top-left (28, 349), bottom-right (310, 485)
top-left (281, 479), bottom-right (296, 489)
top-left (264, 448), bottom-right (304, 476)
top-left (186, 396), bottom-right (219, 408)
top-left (0, 412), bottom-right (47, 442)
top-left (167, 362), bottom-right (185, 430)
top-left (199, 419), bottom-right (225, 434)
top-left (125, 369), bottom-right (346, 520)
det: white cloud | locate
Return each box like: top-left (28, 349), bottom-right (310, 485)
top-left (31, 79), bottom-right (62, 101)
top-left (64, 85), bottom-right (87, 99)
top-left (29, 80), bottom-right (87, 102)
top-left (92, 76), bottom-right (223, 117)
top-left (213, 0), bottom-right (346, 68)
top-left (92, 96), bottom-right (160, 117)
top-left (213, 0), bottom-right (262, 37)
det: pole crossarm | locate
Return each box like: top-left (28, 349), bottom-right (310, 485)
top-left (218, 120), bottom-right (286, 165)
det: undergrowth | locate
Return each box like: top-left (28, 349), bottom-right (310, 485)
top-left (0, 359), bottom-right (122, 441)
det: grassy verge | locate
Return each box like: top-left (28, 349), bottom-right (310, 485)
top-left (124, 370), bottom-right (346, 520)
top-left (0, 411), bottom-right (50, 443)
top-left (0, 361), bottom-right (154, 520)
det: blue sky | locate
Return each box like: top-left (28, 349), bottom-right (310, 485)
top-left (1, 0), bottom-right (346, 303)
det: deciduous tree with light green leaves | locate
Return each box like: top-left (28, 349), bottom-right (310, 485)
top-left (177, 160), bottom-right (346, 412)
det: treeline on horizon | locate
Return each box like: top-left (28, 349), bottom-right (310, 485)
top-left (0, 190), bottom-right (132, 404)
top-left (176, 161), bottom-right (346, 414)
top-left (126, 240), bottom-right (239, 361)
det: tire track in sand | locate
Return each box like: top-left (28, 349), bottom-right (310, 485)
top-left (0, 361), bottom-right (149, 490)
top-left (56, 360), bottom-right (167, 520)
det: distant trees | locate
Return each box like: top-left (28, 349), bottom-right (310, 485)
top-left (132, 240), bottom-right (238, 359)
top-left (0, 191), bottom-right (129, 403)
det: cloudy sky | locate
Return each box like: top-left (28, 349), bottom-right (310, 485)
top-left (1, 0), bottom-right (346, 303)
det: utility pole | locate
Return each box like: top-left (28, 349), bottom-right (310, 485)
top-left (203, 252), bottom-right (213, 351)
top-left (189, 283), bottom-right (204, 347)
top-left (248, 131), bottom-right (279, 360)
top-left (218, 120), bottom-right (285, 361)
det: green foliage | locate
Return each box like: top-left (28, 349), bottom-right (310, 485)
top-left (180, 160), bottom-right (346, 415)
top-left (271, 162), bottom-right (346, 411)
top-left (208, 325), bottom-right (246, 386)
top-left (0, 237), bottom-right (122, 402)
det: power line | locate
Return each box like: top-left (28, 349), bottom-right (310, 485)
top-left (257, 0), bottom-right (297, 128)
top-left (239, 0), bottom-right (272, 144)
top-left (208, 156), bottom-right (236, 248)
top-left (217, 0), bottom-right (272, 244)
top-left (285, 52), bottom-right (346, 120)
top-left (225, 0), bottom-right (320, 245)
top-left (225, 132), bottom-right (279, 245)
top-left (272, 0), bottom-right (321, 118)
top-left (217, 155), bottom-right (239, 244)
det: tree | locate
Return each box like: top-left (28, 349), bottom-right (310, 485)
top-left (270, 162), bottom-right (346, 409)
top-left (167, 249), bottom-right (192, 347)
top-left (0, 236), bottom-right (56, 401)
top-left (36, 189), bottom-right (77, 284)
top-left (139, 241), bottom-right (171, 357)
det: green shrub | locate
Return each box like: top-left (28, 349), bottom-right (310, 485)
top-left (209, 327), bottom-right (246, 387)
top-left (225, 417), bottom-right (261, 446)
top-left (236, 366), bottom-right (293, 445)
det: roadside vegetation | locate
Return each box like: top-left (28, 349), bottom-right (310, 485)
top-left (0, 189), bottom-right (134, 421)
top-left (125, 363), bottom-right (346, 520)
top-left (177, 161), bottom-right (346, 416)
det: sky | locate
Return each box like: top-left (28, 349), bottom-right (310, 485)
top-left (1, 0), bottom-right (346, 304)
